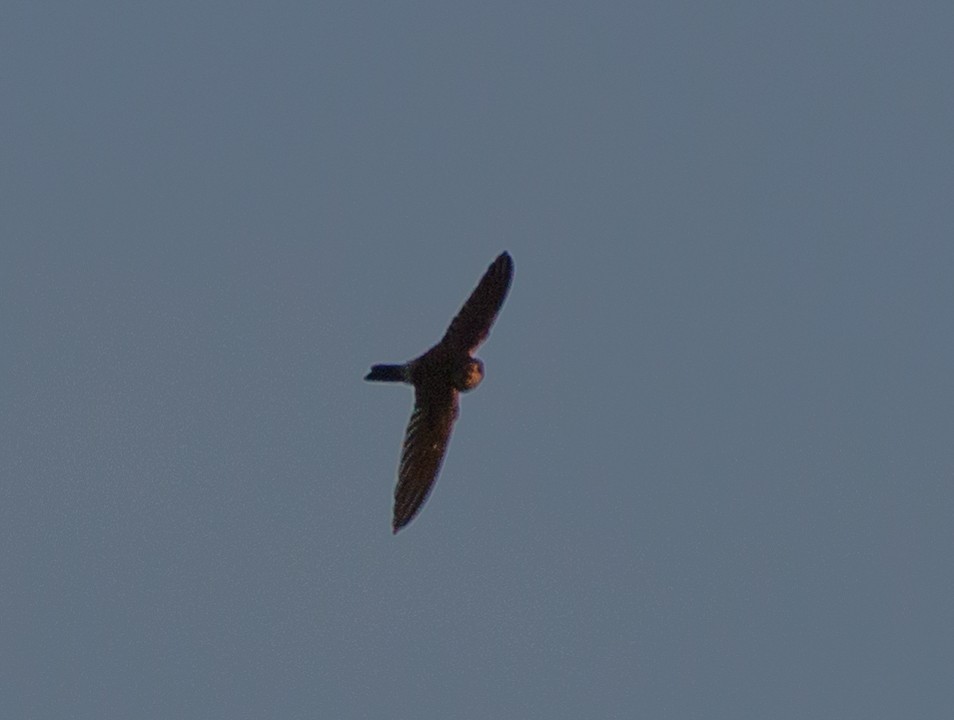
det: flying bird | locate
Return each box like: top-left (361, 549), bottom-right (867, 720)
top-left (365, 251), bottom-right (514, 533)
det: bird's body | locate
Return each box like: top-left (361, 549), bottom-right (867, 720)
top-left (365, 252), bottom-right (514, 533)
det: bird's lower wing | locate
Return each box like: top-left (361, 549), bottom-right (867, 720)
top-left (393, 389), bottom-right (459, 532)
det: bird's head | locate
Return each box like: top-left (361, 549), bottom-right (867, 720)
top-left (454, 358), bottom-right (484, 392)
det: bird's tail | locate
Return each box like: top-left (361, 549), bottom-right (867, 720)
top-left (365, 364), bottom-right (407, 382)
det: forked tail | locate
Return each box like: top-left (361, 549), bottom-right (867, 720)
top-left (364, 364), bottom-right (407, 382)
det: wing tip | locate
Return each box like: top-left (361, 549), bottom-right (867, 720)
top-left (392, 516), bottom-right (409, 534)
top-left (489, 251), bottom-right (514, 295)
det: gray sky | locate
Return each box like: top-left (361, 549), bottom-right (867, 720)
top-left (3, 2), bottom-right (953, 718)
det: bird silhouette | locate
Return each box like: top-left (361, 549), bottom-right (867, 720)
top-left (365, 251), bottom-right (514, 533)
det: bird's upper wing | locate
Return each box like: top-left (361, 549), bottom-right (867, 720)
top-left (440, 251), bottom-right (514, 353)
top-left (393, 386), bottom-right (460, 533)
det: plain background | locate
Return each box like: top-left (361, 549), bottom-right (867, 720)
top-left (3, 2), bottom-right (953, 718)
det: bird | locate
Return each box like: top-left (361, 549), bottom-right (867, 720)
top-left (365, 251), bottom-right (514, 533)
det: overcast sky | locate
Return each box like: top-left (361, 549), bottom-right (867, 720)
top-left (3, 2), bottom-right (953, 718)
